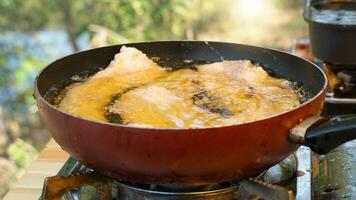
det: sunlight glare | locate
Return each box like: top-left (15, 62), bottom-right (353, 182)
top-left (236, 0), bottom-right (266, 20)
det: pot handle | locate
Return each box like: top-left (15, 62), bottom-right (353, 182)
top-left (289, 114), bottom-right (356, 154)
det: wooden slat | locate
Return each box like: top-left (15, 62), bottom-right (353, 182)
top-left (46, 139), bottom-right (61, 148)
top-left (37, 147), bottom-right (69, 161)
top-left (26, 160), bottom-right (66, 174)
top-left (3, 188), bottom-right (43, 200)
top-left (3, 139), bottom-right (68, 200)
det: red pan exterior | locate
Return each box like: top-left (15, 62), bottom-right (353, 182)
top-left (35, 88), bottom-right (326, 185)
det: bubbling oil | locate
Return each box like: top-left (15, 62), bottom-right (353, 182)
top-left (46, 58), bottom-right (308, 128)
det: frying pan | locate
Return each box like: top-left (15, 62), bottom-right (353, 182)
top-left (34, 41), bottom-right (356, 185)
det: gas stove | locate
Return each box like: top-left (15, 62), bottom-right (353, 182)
top-left (39, 40), bottom-right (355, 200)
top-left (39, 144), bottom-right (355, 200)
top-left (40, 150), bottom-right (308, 200)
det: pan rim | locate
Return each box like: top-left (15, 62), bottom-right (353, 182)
top-left (35, 40), bottom-right (328, 131)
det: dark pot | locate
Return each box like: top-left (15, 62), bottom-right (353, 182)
top-left (304, 0), bottom-right (356, 65)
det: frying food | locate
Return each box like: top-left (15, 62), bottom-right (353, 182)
top-left (56, 46), bottom-right (300, 128)
top-left (58, 46), bottom-right (166, 121)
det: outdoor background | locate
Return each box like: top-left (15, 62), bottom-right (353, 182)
top-left (0, 0), bottom-right (307, 197)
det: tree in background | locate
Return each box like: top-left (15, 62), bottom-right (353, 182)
top-left (0, 0), bottom-right (229, 50)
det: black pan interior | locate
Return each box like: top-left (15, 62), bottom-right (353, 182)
top-left (36, 41), bottom-right (326, 102)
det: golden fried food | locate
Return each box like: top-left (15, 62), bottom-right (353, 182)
top-left (57, 47), bottom-right (300, 128)
top-left (58, 46), bottom-right (166, 121)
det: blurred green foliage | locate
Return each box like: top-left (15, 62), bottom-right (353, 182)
top-left (0, 0), bottom-right (229, 50)
top-left (0, 0), bottom-right (60, 31)
top-left (7, 139), bottom-right (37, 169)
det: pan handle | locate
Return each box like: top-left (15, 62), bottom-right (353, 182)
top-left (289, 114), bottom-right (356, 154)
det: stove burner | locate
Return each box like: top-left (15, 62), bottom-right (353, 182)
top-left (116, 180), bottom-right (237, 200)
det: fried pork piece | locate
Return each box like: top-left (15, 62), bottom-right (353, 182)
top-left (111, 85), bottom-right (189, 128)
top-left (108, 69), bottom-right (226, 128)
top-left (197, 60), bottom-right (300, 123)
top-left (109, 69), bottom-right (231, 128)
top-left (197, 60), bottom-right (269, 85)
top-left (58, 46), bottom-right (166, 121)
